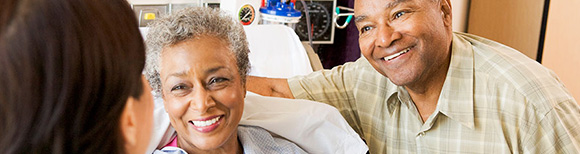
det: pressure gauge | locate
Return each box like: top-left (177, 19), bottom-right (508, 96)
top-left (295, 2), bottom-right (332, 42)
top-left (238, 4), bottom-right (255, 26)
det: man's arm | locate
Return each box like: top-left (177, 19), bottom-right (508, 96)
top-left (246, 76), bottom-right (294, 99)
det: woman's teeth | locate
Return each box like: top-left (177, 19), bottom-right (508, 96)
top-left (191, 116), bottom-right (220, 127)
top-left (383, 48), bottom-right (410, 61)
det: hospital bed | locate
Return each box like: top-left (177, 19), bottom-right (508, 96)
top-left (141, 25), bottom-right (367, 153)
top-left (243, 25), bottom-right (323, 78)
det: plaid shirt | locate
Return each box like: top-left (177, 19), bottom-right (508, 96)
top-left (288, 32), bottom-right (580, 153)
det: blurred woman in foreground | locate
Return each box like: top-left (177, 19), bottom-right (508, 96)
top-left (0, 0), bottom-right (154, 153)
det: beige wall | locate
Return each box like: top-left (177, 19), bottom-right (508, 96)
top-left (468, 0), bottom-right (545, 60)
top-left (542, 0), bottom-right (580, 101)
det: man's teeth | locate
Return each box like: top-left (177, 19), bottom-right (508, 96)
top-left (191, 116), bottom-right (220, 127)
top-left (383, 48), bottom-right (410, 61)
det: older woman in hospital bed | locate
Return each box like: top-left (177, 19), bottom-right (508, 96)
top-left (143, 7), bottom-right (367, 153)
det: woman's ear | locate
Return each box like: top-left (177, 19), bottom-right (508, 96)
top-left (243, 87), bottom-right (247, 98)
top-left (120, 97), bottom-right (138, 150)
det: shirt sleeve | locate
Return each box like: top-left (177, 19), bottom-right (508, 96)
top-left (287, 58), bottom-right (363, 108)
top-left (522, 100), bottom-right (580, 153)
top-left (287, 58), bottom-right (366, 135)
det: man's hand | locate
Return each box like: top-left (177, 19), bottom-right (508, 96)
top-left (246, 76), bottom-right (294, 99)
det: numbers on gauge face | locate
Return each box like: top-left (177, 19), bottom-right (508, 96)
top-left (238, 4), bottom-right (255, 25)
top-left (296, 2), bottom-right (331, 40)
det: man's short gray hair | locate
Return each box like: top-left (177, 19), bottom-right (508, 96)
top-left (144, 7), bottom-right (250, 96)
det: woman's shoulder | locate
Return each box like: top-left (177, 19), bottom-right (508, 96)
top-left (237, 125), bottom-right (307, 154)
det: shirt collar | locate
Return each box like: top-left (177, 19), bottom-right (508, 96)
top-left (384, 33), bottom-right (476, 129)
top-left (383, 79), bottom-right (401, 115)
top-left (436, 33), bottom-right (475, 129)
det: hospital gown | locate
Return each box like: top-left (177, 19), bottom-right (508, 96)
top-left (153, 125), bottom-right (306, 154)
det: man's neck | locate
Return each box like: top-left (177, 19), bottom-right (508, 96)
top-left (405, 52), bottom-right (451, 123)
top-left (405, 81), bottom-right (443, 122)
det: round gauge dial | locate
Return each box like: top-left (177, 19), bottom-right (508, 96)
top-left (238, 4), bottom-right (255, 26)
top-left (296, 2), bottom-right (331, 40)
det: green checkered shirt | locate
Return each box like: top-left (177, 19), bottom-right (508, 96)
top-left (288, 32), bottom-right (580, 153)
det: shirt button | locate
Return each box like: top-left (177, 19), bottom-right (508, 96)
top-left (419, 132), bottom-right (426, 137)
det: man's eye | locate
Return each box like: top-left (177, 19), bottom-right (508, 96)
top-left (394, 11), bottom-right (406, 19)
top-left (361, 26), bottom-right (373, 33)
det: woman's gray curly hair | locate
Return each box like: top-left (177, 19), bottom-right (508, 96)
top-left (144, 7), bottom-right (250, 97)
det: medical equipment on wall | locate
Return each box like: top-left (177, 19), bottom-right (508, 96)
top-left (132, 0), bottom-right (219, 27)
top-left (132, 4), bottom-right (168, 27)
top-left (334, 6), bottom-right (354, 29)
top-left (131, 0), bottom-right (343, 44)
top-left (293, 0), bottom-right (336, 44)
top-left (259, 0), bottom-right (302, 29)
top-left (220, 0), bottom-right (262, 26)
top-left (220, 0), bottom-right (336, 44)
top-left (258, 0), bottom-right (311, 45)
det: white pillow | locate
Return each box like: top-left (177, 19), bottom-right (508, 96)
top-left (240, 92), bottom-right (368, 154)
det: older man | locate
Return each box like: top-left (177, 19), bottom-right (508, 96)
top-left (247, 0), bottom-right (580, 153)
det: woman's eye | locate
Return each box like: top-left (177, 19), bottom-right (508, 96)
top-left (394, 11), bottom-right (406, 19)
top-left (207, 77), bottom-right (229, 90)
top-left (171, 85), bottom-right (187, 91)
top-left (209, 77), bottom-right (228, 85)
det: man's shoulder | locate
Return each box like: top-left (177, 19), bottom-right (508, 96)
top-left (456, 33), bottom-right (574, 109)
top-left (454, 32), bottom-right (536, 67)
top-left (458, 32), bottom-right (552, 87)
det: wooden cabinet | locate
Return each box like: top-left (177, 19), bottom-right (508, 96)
top-left (467, 0), bottom-right (545, 60)
top-left (467, 0), bottom-right (579, 101)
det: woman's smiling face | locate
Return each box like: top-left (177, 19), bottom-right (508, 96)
top-left (159, 35), bottom-right (245, 152)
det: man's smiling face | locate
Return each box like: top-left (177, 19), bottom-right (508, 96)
top-left (354, 0), bottom-right (453, 87)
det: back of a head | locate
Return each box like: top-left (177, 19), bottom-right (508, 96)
top-left (0, 0), bottom-right (145, 153)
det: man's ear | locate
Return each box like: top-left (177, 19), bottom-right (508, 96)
top-left (440, 0), bottom-right (453, 27)
top-left (120, 97), bottom-right (138, 148)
